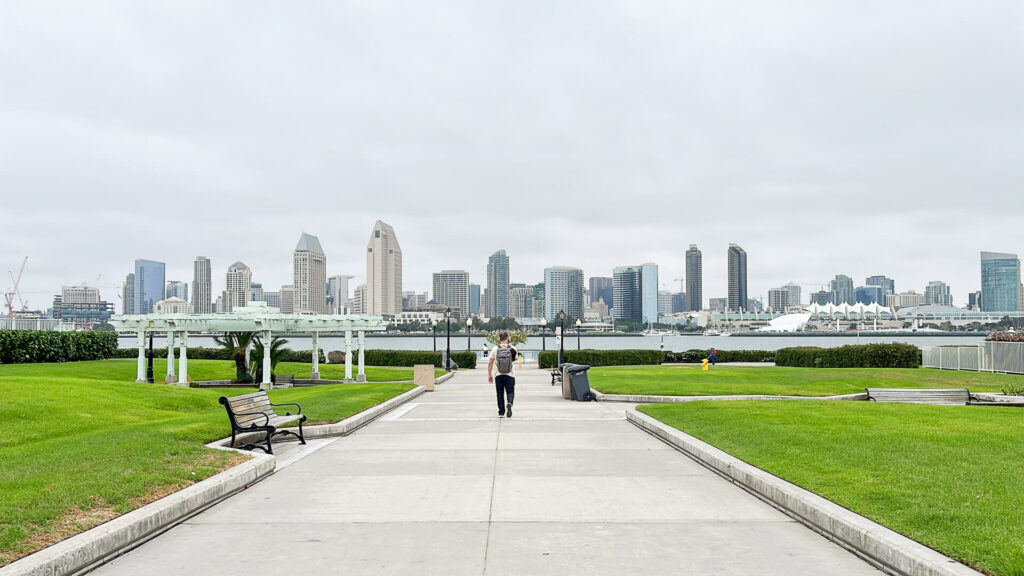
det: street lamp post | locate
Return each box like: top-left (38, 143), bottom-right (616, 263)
top-left (466, 317), bottom-right (473, 351)
top-left (432, 319), bottom-right (438, 352)
top-left (557, 310), bottom-right (566, 366)
top-left (576, 318), bottom-right (582, 350)
top-left (540, 317), bottom-right (547, 351)
top-left (444, 308), bottom-right (452, 372)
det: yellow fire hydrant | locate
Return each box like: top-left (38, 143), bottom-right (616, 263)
top-left (702, 358), bottom-right (710, 371)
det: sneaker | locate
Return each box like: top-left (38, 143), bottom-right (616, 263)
top-left (498, 409), bottom-right (504, 417)
top-left (506, 404), bottom-right (512, 418)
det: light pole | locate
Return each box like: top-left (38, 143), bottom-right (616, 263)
top-left (466, 317), bottom-right (473, 351)
top-left (432, 319), bottom-right (438, 352)
top-left (557, 310), bottom-right (566, 366)
top-left (576, 318), bottom-right (582, 350)
top-left (444, 308), bottom-right (452, 372)
top-left (540, 317), bottom-right (547, 351)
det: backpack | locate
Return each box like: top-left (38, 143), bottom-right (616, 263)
top-left (495, 345), bottom-right (517, 375)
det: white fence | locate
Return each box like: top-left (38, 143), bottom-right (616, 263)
top-left (924, 341), bottom-right (1024, 374)
top-left (0, 318), bottom-right (75, 331)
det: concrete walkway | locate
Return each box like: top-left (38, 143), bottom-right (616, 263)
top-left (94, 367), bottom-right (881, 575)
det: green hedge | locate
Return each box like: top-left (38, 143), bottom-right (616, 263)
top-left (774, 343), bottom-right (921, 368)
top-left (356, 350), bottom-right (444, 367)
top-left (538, 349), bottom-right (663, 369)
top-left (450, 351), bottom-right (477, 369)
top-left (111, 346), bottom-right (325, 363)
top-left (663, 349), bottom-right (775, 363)
top-left (0, 331), bottom-right (118, 364)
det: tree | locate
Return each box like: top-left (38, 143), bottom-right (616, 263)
top-left (251, 335), bottom-right (289, 383)
top-left (485, 329), bottom-right (528, 346)
top-left (213, 331), bottom-right (257, 383)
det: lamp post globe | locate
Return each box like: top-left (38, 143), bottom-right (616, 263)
top-left (540, 317), bottom-right (547, 351)
top-left (466, 317), bottom-right (473, 351)
top-left (444, 308), bottom-right (452, 372)
top-left (576, 318), bottom-right (582, 350)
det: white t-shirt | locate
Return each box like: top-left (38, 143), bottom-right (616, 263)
top-left (491, 344), bottom-right (517, 375)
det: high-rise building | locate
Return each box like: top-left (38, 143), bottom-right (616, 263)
top-left (62, 285), bottom-right (100, 304)
top-left (768, 286), bottom-right (791, 311)
top-left (294, 233), bottom-right (327, 314)
top-left (351, 284), bottom-right (367, 315)
top-left (671, 293), bottom-right (686, 313)
top-left (469, 284), bottom-right (481, 315)
top-left (588, 277), bottom-right (614, 309)
top-left (263, 291), bottom-right (280, 308)
top-left (544, 267), bottom-right (584, 322)
top-left (888, 291), bottom-right (924, 309)
top-left (192, 257), bottom-right (212, 314)
top-left (726, 245), bottom-right (747, 312)
top-left (432, 270), bottom-right (469, 315)
top-left (485, 250), bottom-right (510, 318)
top-left (133, 259), bottom-right (166, 314)
top-left (224, 261), bottom-right (252, 313)
top-left (280, 285), bottom-right (295, 314)
top-left (924, 281), bottom-right (953, 306)
top-left (854, 285), bottom-right (884, 305)
top-left (508, 286), bottom-right (535, 319)
top-left (685, 245), bottom-right (703, 311)
top-left (830, 275), bottom-right (855, 305)
top-left (164, 281), bottom-right (188, 301)
top-left (865, 276), bottom-right (895, 299)
top-left (709, 297), bottom-right (727, 312)
top-left (366, 221), bottom-right (402, 316)
top-left (123, 273), bottom-right (135, 315)
top-left (402, 291), bottom-right (428, 310)
top-left (53, 287), bottom-right (113, 328)
top-left (981, 252), bottom-right (1021, 312)
top-left (782, 283), bottom-right (801, 307)
top-left (811, 290), bottom-right (831, 305)
top-left (327, 275), bottom-right (354, 314)
top-left (968, 291), bottom-right (982, 310)
top-left (612, 266), bottom-right (643, 323)
top-left (531, 283), bottom-right (546, 318)
top-left (640, 263), bottom-right (659, 323)
top-left (658, 291), bottom-right (674, 317)
top-left (250, 282), bottom-right (264, 303)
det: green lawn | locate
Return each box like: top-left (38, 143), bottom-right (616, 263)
top-left (0, 360), bottom-right (415, 565)
top-left (589, 365), bottom-right (1017, 396)
top-left (640, 401), bottom-right (1024, 576)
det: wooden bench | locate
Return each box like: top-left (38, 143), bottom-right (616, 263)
top-left (219, 391), bottom-right (307, 454)
top-left (866, 388), bottom-right (970, 405)
top-left (551, 365), bottom-right (563, 386)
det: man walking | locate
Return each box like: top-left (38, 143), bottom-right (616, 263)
top-left (488, 331), bottom-right (517, 418)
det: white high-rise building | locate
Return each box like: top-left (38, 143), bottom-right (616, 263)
top-left (924, 281), bottom-right (953, 306)
top-left (164, 281), bottom-right (188, 301)
top-left (192, 257), bottom-right (212, 314)
top-left (508, 286), bottom-right (535, 319)
top-left (657, 290), bottom-right (673, 317)
top-left (280, 285), bottom-right (296, 314)
top-left (61, 285), bottom-right (100, 304)
top-left (544, 266), bottom-right (584, 322)
top-left (352, 284), bottom-right (367, 315)
top-left (432, 270), bottom-right (469, 315)
top-left (328, 275), bottom-right (354, 314)
top-left (485, 250), bottom-right (510, 318)
top-left (365, 220), bottom-right (402, 316)
top-left (224, 262), bottom-right (252, 313)
top-left (294, 233), bottom-right (327, 314)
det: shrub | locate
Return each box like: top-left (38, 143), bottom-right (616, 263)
top-left (358, 349), bottom-right (444, 367)
top-left (663, 349), bottom-right (775, 363)
top-left (450, 351), bottom-right (477, 369)
top-left (987, 331), bottom-right (1024, 342)
top-left (775, 343), bottom-right (921, 368)
top-left (1002, 382), bottom-right (1024, 396)
top-left (538, 349), bottom-right (663, 369)
top-left (110, 346), bottom-right (232, 360)
top-left (0, 330), bottom-right (118, 364)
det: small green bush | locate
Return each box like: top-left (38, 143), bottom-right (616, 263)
top-left (663, 349), bottom-right (775, 363)
top-left (538, 349), bottom-right (663, 369)
top-left (110, 346), bottom-right (324, 363)
top-left (450, 351), bottom-right (477, 369)
top-left (0, 330), bottom-right (118, 364)
top-left (358, 349), bottom-right (444, 367)
top-left (775, 343), bottom-right (921, 368)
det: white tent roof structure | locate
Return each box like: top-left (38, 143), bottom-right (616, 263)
top-left (804, 302), bottom-right (896, 318)
top-left (759, 313), bottom-right (811, 332)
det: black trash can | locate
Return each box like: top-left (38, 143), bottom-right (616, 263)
top-left (566, 364), bottom-right (592, 401)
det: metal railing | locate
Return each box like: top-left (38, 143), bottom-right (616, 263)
top-left (924, 341), bottom-right (1024, 374)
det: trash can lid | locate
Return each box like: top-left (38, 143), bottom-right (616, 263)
top-left (566, 364), bottom-right (591, 373)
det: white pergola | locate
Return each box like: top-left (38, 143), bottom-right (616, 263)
top-left (109, 302), bottom-right (388, 388)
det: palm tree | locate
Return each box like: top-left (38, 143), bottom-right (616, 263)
top-left (212, 331), bottom-right (257, 383)
top-left (252, 335), bottom-right (289, 384)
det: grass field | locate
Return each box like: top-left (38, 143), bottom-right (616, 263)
top-left (0, 360), bottom-right (416, 565)
top-left (588, 365), bottom-right (1017, 396)
top-left (639, 401), bottom-right (1024, 576)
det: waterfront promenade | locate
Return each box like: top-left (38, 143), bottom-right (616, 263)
top-left (93, 368), bottom-right (881, 575)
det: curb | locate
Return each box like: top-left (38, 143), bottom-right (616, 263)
top-left (626, 409), bottom-right (983, 576)
top-left (593, 390), bottom-right (868, 403)
top-left (434, 372), bottom-right (456, 385)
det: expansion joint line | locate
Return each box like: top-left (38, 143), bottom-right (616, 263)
top-left (481, 415), bottom-right (501, 574)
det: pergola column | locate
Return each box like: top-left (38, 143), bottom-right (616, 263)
top-left (136, 330), bottom-right (146, 382)
top-left (166, 331), bottom-right (176, 383)
top-left (261, 329), bottom-right (272, 390)
top-left (356, 330), bottom-right (366, 382)
top-left (177, 331), bottom-right (189, 386)
top-left (344, 330), bottom-right (354, 382)
top-left (311, 331), bottom-right (320, 380)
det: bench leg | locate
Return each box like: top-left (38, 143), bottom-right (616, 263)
top-left (230, 430), bottom-right (236, 448)
top-left (297, 419), bottom-right (306, 445)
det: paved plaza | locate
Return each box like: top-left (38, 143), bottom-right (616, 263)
top-left (94, 367), bottom-right (881, 575)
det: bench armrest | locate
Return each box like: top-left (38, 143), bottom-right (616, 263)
top-left (232, 410), bottom-right (271, 427)
top-left (270, 401), bottom-right (303, 415)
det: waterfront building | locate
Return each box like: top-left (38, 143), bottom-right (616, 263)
top-left (612, 266), bottom-right (642, 323)
top-left (351, 284), bottom-right (366, 315)
top-left (782, 283), bottom-right (801, 307)
top-left (280, 285), bottom-right (295, 314)
top-left (530, 283), bottom-right (545, 318)
top-left (294, 233), bottom-right (327, 314)
top-left (53, 286), bottom-right (113, 328)
top-left (263, 291), bottom-right (280, 308)
top-left (133, 259), bottom-right (165, 314)
top-left (250, 282), bottom-right (264, 303)
top-left (855, 285), bottom-right (884, 305)
top-left (469, 284), bottom-right (481, 315)
top-left (432, 270), bottom-right (469, 315)
top-left (746, 298), bottom-right (763, 312)
top-left (969, 290), bottom-right (982, 311)
top-left (866, 275), bottom-right (895, 299)
top-left (640, 263), bottom-right (659, 323)
top-left (154, 297), bottom-right (192, 314)
top-left (224, 261), bottom-right (252, 313)
top-left (328, 275), bottom-right (354, 314)
top-left (588, 277), bottom-right (614, 311)
top-left (192, 256), bottom-right (212, 315)
top-left (366, 221), bottom-right (402, 315)
top-left (122, 273), bottom-right (135, 315)
top-left (485, 250), bottom-right (510, 318)
top-left (402, 291), bottom-right (428, 310)
top-left (508, 286), bottom-right (535, 319)
top-left (981, 251), bottom-right (1021, 312)
top-left (62, 285), bottom-right (100, 304)
top-left (685, 244), bottom-right (703, 311)
top-left (658, 291), bottom-right (674, 317)
top-left (811, 290), bottom-right (831, 305)
top-left (888, 291), bottom-right (925, 309)
top-left (164, 281), bottom-right (188, 301)
top-left (768, 286), bottom-right (790, 311)
top-left (671, 292), bottom-right (686, 313)
top-left (709, 297), bottom-right (727, 312)
top-left (544, 266), bottom-right (584, 322)
top-left (924, 281), bottom-right (953, 306)
top-left (830, 274), bottom-right (855, 305)
top-left (726, 244), bottom-right (747, 311)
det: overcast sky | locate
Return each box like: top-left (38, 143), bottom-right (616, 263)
top-left (2, 1), bottom-right (1023, 312)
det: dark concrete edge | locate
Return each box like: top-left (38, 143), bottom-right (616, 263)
top-left (593, 390), bottom-right (868, 403)
top-left (0, 453), bottom-right (275, 576)
top-left (626, 409), bottom-right (984, 576)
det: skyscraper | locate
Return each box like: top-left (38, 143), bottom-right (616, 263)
top-left (768, 286), bottom-right (791, 310)
top-left (469, 284), bottom-right (481, 315)
top-left (224, 262), bottom-right (252, 312)
top-left (613, 266), bottom-right (643, 323)
top-left (508, 286), bottom-right (535, 319)
top-left (280, 285), bottom-right (295, 314)
top-left (294, 233), bottom-right (327, 314)
top-left (588, 277), bottom-right (614, 309)
top-left (164, 281), bottom-right (188, 301)
top-left (351, 284), bottom-right (367, 315)
top-left (365, 221), bottom-right (402, 316)
top-left (924, 281), bottom-right (953, 306)
top-left (830, 275), bottom-right (855, 305)
top-left (193, 257), bottom-right (212, 314)
top-left (133, 259), bottom-right (165, 314)
top-left (432, 270), bottom-right (470, 315)
top-left (327, 275), bottom-right (354, 314)
top-left (544, 267), bottom-right (584, 322)
top-left (981, 252), bottom-right (1021, 312)
top-left (485, 250), bottom-right (510, 318)
top-left (865, 275), bottom-right (895, 299)
top-left (640, 263), bottom-right (659, 323)
top-left (782, 283), bottom-right (802, 307)
top-left (122, 273), bottom-right (135, 315)
top-left (726, 245), bottom-right (747, 312)
top-left (855, 285), bottom-right (883, 305)
top-left (685, 245), bottom-right (703, 311)
top-left (250, 282), bottom-right (264, 303)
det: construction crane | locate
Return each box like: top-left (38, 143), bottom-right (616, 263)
top-left (673, 277), bottom-right (686, 293)
top-left (5, 257), bottom-right (28, 319)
